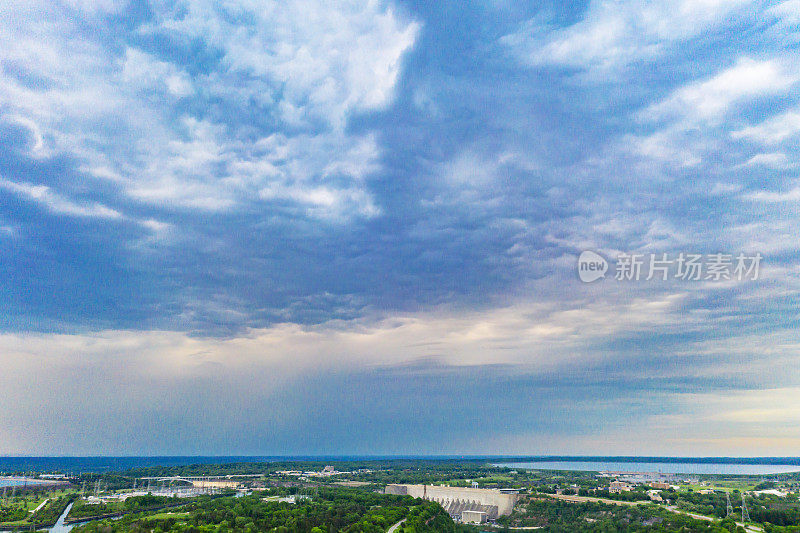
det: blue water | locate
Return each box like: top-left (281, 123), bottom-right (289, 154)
top-left (0, 478), bottom-right (59, 487)
top-left (47, 503), bottom-right (75, 533)
top-left (498, 461), bottom-right (800, 475)
top-left (3, 456), bottom-right (800, 476)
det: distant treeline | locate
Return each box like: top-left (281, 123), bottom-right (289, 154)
top-left (120, 459), bottom-right (509, 479)
top-left (495, 456), bottom-right (800, 465)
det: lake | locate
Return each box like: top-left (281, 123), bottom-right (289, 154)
top-left (496, 461), bottom-right (800, 475)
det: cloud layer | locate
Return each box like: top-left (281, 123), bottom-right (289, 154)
top-left (1, 0), bottom-right (800, 454)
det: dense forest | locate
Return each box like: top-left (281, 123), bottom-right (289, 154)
top-left (72, 487), bottom-right (471, 533)
top-left (501, 499), bottom-right (748, 532)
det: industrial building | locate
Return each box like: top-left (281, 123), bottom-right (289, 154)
top-left (384, 484), bottom-right (519, 522)
top-left (461, 510), bottom-right (488, 524)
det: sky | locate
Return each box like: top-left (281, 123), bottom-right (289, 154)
top-left (1, 0), bottom-right (799, 456)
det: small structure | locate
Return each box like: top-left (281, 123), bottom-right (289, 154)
top-left (462, 510), bottom-right (487, 524)
top-left (609, 481), bottom-right (633, 494)
top-left (754, 489), bottom-right (788, 497)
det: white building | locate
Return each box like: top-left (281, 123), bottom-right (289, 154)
top-left (461, 510), bottom-right (487, 524)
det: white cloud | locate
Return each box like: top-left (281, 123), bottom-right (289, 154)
top-left (0, 293), bottom-right (699, 381)
top-left (121, 48), bottom-right (194, 97)
top-left (6, 115), bottom-right (45, 155)
top-left (644, 58), bottom-right (798, 123)
top-left (710, 182), bottom-right (743, 195)
top-left (622, 127), bottom-right (702, 166)
top-left (254, 133), bottom-right (383, 219)
top-left (746, 186), bottom-right (800, 202)
top-left (0, 295), bottom-right (696, 416)
top-left (61, 0), bottom-right (124, 14)
top-left (0, 0), bottom-right (418, 218)
top-left (501, 0), bottom-right (750, 72)
top-left (732, 108), bottom-right (800, 144)
top-left (741, 152), bottom-right (790, 168)
top-left (0, 177), bottom-right (174, 235)
top-left (0, 177), bottom-right (123, 219)
top-left (143, 0), bottom-right (418, 129)
top-left (625, 58), bottom-right (799, 168)
top-left (439, 151), bottom-right (502, 187)
top-left (2, 289), bottom-right (799, 454)
top-left (767, 0), bottom-right (800, 45)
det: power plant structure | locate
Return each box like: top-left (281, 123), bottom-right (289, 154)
top-left (384, 484), bottom-right (519, 523)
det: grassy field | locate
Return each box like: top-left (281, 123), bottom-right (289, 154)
top-left (0, 489), bottom-right (78, 528)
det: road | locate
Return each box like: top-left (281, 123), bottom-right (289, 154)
top-left (664, 506), bottom-right (762, 532)
top-left (30, 499), bottom-right (49, 513)
top-left (545, 494), bottom-right (762, 532)
top-left (548, 494), bottom-right (641, 506)
top-left (387, 519), bottom-right (405, 533)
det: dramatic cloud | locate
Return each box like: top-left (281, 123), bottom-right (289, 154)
top-left (0, 0), bottom-right (418, 215)
top-left (1, 0), bottom-right (800, 454)
top-left (3, 294), bottom-right (800, 455)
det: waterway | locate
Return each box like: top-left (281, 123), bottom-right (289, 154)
top-left (496, 461), bottom-right (800, 475)
top-left (47, 503), bottom-right (75, 533)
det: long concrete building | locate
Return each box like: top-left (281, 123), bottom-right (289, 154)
top-left (384, 484), bottom-right (519, 520)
